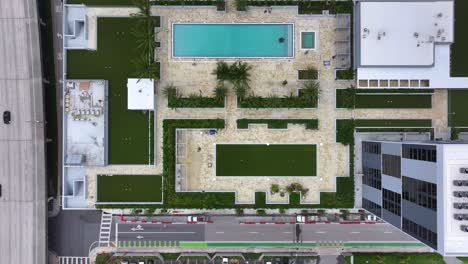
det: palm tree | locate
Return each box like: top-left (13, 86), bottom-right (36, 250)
top-left (234, 82), bottom-right (249, 100)
top-left (132, 54), bottom-right (160, 80)
top-left (131, 0), bottom-right (151, 18)
top-left (230, 61), bottom-right (252, 88)
top-left (300, 80), bottom-right (320, 104)
top-left (212, 61), bottom-right (230, 82)
top-left (213, 84), bottom-right (227, 101)
top-left (162, 85), bottom-right (177, 99)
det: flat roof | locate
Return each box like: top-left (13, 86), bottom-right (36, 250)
top-left (359, 1), bottom-right (453, 66)
top-left (127, 78), bottom-right (154, 110)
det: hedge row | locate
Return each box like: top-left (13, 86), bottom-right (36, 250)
top-left (168, 96), bottom-right (224, 108)
top-left (237, 119), bottom-right (318, 129)
top-left (239, 89), bottom-right (317, 108)
top-left (246, 0), bottom-right (353, 14)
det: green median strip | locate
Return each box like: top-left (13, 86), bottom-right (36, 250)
top-left (180, 242), bottom-right (317, 247)
top-left (343, 242), bottom-right (426, 247)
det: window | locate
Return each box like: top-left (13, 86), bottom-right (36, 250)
top-left (402, 217), bottom-right (437, 249)
top-left (402, 176), bottom-right (437, 211)
top-left (362, 142), bottom-right (381, 154)
top-left (363, 167), bottom-right (382, 190)
top-left (382, 154), bottom-right (401, 178)
top-left (382, 188), bottom-right (401, 216)
top-left (362, 198), bottom-right (381, 217)
top-left (402, 144), bottom-right (437, 162)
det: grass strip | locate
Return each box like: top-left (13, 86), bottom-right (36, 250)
top-left (97, 175), bottom-right (162, 202)
top-left (168, 96), bottom-right (224, 108)
top-left (237, 119), bottom-right (318, 129)
top-left (336, 89), bottom-right (432, 109)
top-left (351, 253), bottom-right (443, 264)
top-left (448, 89), bottom-right (468, 127)
top-left (216, 144), bottom-right (317, 177)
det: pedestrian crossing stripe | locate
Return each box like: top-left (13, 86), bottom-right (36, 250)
top-left (117, 240), bottom-right (178, 247)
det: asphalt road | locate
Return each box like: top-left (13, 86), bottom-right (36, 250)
top-left (48, 210), bottom-right (102, 256)
top-left (114, 217), bottom-right (415, 245)
top-left (0, 0), bottom-right (47, 263)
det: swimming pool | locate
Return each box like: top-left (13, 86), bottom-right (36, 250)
top-left (172, 23), bottom-right (294, 58)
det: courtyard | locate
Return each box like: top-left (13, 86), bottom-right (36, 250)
top-left (63, 1), bottom-right (450, 209)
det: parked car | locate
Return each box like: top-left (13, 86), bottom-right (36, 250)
top-left (3, 111), bottom-right (11, 124)
top-left (222, 258), bottom-right (229, 264)
top-left (460, 168), bottom-right (468, 174)
top-left (366, 214), bottom-right (378, 221)
top-left (147, 260), bottom-right (154, 264)
top-left (461, 225), bottom-right (468, 232)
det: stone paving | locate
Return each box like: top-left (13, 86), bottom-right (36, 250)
top-left (82, 5), bottom-right (448, 206)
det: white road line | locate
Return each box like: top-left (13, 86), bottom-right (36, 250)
top-left (118, 231), bottom-right (196, 234)
top-left (350, 231), bottom-right (360, 234)
top-left (216, 231), bottom-right (225, 234)
top-left (283, 232), bottom-right (292, 234)
top-left (316, 231), bottom-right (327, 234)
top-left (384, 231), bottom-right (393, 234)
top-left (248, 232), bottom-right (259, 234)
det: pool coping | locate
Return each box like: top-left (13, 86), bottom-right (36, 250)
top-left (171, 22), bottom-right (295, 59)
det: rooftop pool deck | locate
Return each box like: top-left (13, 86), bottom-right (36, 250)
top-left (172, 23), bottom-right (294, 58)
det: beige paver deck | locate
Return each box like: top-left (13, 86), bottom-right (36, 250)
top-left (83, 5), bottom-right (448, 206)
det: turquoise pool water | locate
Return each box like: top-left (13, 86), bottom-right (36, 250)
top-left (173, 23), bottom-right (294, 58)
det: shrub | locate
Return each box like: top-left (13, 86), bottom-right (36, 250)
top-left (336, 68), bottom-right (355, 80)
top-left (256, 209), bottom-right (266, 216)
top-left (270, 184), bottom-right (280, 194)
top-left (236, 207), bottom-right (244, 216)
top-left (235, 0), bottom-right (248, 11)
top-left (213, 84), bottom-right (228, 101)
top-left (298, 66), bottom-right (318, 80)
top-left (286, 183), bottom-right (309, 197)
top-left (451, 127), bottom-right (460, 140)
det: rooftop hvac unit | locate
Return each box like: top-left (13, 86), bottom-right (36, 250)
top-left (454, 214), bottom-right (468, 221)
top-left (454, 203), bottom-right (468, 210)
top-left (453, 180), bottom-right (468, 186)
top-left (454, 191), bottom-right (468, 198)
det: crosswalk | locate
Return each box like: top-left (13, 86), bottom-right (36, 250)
top-left (117, 240), bottom-right (180, 248)
top-left (58, 257), bottom-right (89, 264)
top-left (98, 212), bottom-right (113, 247)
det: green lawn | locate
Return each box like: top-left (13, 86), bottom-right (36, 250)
top-left (67, 18), bottom-right (155, 164)
top-left (216, 144), bottom-right (317, 176)
top-left (448, 89), bottom-right (468, 127)
top-left (97, 175), bottom-right (162, 202)
top-left (352, 253), bottom-right (445, 264)
top-left (336, 90), bottom-right (432, 108)
top-left (451, 0), bottom-right (468, 77)
top-left (458, 257), bottom-right (468, 264)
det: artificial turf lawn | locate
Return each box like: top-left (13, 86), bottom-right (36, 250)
top-left (66, 18), bottom-right (155, 164)
top-left (451, 0), bottom-right (468, 77)
top-left (216, 144), bottom-right (317, 176)
top-left (97, 175), bottom-right (162, 202)
top-left (448, 89), bottom-right (468, 127)
top-left (336, 90), bottom-right (432, 108)
top-left (352, 253), bottom-right (445, 264)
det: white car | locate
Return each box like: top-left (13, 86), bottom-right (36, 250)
top-left (222, 258), bottom-right (229, 264)
top-left (188, 216), bottom-right (198, 222)
top-left (296, 215), bottom-right (306, 223)
top-left (366, 214), bottom-right (378, 221)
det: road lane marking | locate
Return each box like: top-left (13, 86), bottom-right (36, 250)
top-left (316, 231), bottom-right (327, 234)
top-left (350, 231), bottom-right (360, 234)
top-left (119, 231), bottom-right (196, 234)
top-left (384, 231), bottom-right (393, 234)
top-left (248, 232), bottom-right (259, 234)
top-left (283, 232), bottom-right (292, 234)
top-left (216, 231), bottom-right (225, 234)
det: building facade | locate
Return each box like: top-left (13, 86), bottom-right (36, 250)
top-left (361, 140), bottom-right (468, 256)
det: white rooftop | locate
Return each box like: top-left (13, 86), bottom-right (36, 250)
top-left (127, 78), bottom-right (154, 110)
top-left (440, 144), bottom-right (468, 256)
top-left (360, 1), bottom-right (453, 66)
